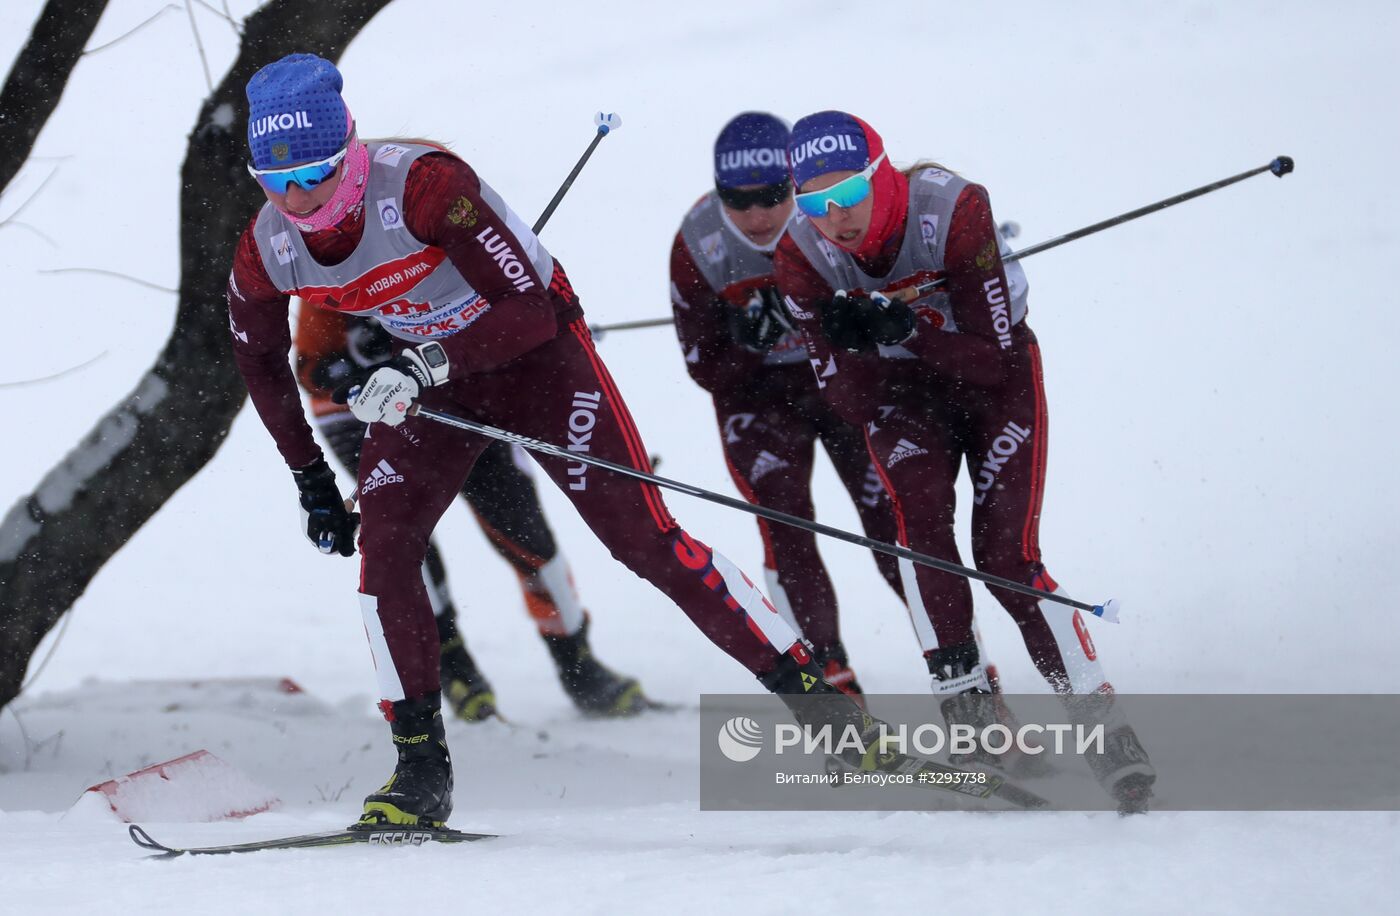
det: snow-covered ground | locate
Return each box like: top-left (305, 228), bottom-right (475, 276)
top-left (1, 1), bottom-right (1396, 912)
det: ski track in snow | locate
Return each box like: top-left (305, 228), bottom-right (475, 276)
top-left (1, 0), bottom-right (1397, 911)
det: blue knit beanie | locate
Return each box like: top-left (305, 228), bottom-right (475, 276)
top-left (246, 53), bottom-right (349, 169)
top-left (713, 112), bottom-right (790, 189)
top-left (788, 111), bottom-right (872, 188)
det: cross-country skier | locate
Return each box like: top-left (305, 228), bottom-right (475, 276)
top-left (772, 110), bottom-right (1156, 811)
top-left (671, 113), bottom-right (1018, 713)
top-left (295, 305), bottom-right (649, 720)
top-left (670, 112), bottom-right (908, 701)
top-left (228, 54), bottom-right (845, 828)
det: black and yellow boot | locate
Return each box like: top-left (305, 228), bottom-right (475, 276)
top-left (760, 650), bottom-right (897, 773)
top-left (438, 614), bottom-right (498, 723)
top-left (359, 696), bottom-right (454, 828)
top-left (543, 615), bottom-right (647, 717)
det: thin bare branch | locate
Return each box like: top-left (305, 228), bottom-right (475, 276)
top-left (18, 604), bottom-right (76, 690)
top-left (83, 5), bottom-right (180, 56)
top-left (0, 354), bottom-right (109, 390)
top-left (5, 705), bottom-right (33, 771)
top-left (223, 1), bottom-right (243, 35)
top-left (38, 268), bottom-right (177, 295)
top-left (184, 1), bottom-right (216, 93)
top-left (193, 0), bottom-right (242, 33)
top-left (0, 167), bottom-right (62, 245)
top-left (0, 167), bottom-right (59, 225)
top-left (0, 222), bottom-right (57, 247)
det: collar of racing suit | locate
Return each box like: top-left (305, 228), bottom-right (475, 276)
top-left (297, 197), bottom-right (367, 264)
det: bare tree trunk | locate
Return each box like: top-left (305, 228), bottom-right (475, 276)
top-left (0, 0), bottom-right (110, 195)
top-left (0, 0), bottom-right (396, 713)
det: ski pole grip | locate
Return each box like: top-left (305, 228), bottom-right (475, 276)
top-left (1270, 155), bottom-right (1294, 177)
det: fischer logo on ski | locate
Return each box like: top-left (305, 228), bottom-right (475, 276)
top-left (366, 830), bottom-right (433, 846)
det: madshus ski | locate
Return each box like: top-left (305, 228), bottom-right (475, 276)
top-left (129, 823), bottom-right (498, 857)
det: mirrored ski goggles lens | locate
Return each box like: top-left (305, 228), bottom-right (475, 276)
top-left (794, 152), bottom-right (887, 218)
top-left (716, 180), bottom-right (791, 211)
top-left (247, 146), bottom-right (349, 194)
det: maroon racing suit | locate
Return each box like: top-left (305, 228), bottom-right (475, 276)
top-left (294, 306), bottom-right (591, 639)
top-left (669, 193), bottom-right (903, 688)
top-left (774, 166), bottom-right (1109, 696)
top-left (229, 147), bottom-right (804, 705)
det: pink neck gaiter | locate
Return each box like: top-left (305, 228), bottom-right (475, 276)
top-left (279, 111), bottom-right (370, 233)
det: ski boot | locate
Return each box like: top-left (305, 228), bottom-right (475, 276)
top-left (438, 618), bottom-right (498, 723)
top-left (762, 650), bottom-right (1047, 809)
top-left (760, 650), bottom-right (899, 774)
top-left (928, 641), bottom-right (1047, 778)
top-left (543, 616), bottom-right (648, 717)
top-left (980, 661), bottom-right (1054, 774)
top-left (1066, 693), bottom-right (1156, 814)
top-left (440, 641), bottom-right (498, 723)
top-left (1090, 725), bottom-right (1156, 815)
top-left (360, 695), bottom-right (454, 827)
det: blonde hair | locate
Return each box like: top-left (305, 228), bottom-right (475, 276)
top-left (900, 159), bottom-right (958, 179)
top-left (370, 136), bottom-right (453, 152)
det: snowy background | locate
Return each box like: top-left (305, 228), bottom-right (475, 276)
top-left (0, 0), bottom-right (1396, 912)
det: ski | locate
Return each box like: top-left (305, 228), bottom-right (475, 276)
top-left (824, 754), bottom-right (1049, 810)
top-left (900, 756), bottom-right (1049, 809)
top-left (977, 770), bottom-right (1050, 810)
top-left (129, 823), bottom-right (498, 857)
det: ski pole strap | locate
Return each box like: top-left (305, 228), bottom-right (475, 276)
top-left (406, 404), bottom-right (1118, 620)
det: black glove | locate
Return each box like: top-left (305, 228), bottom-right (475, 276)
top-left (865, 293), bottom-right (916, 345)
top-left (727, 287), bottom-right (793, 353)
top-left (345, 318), bottom-right (394, 366)
top-left (821, 291), bottom-right (874, 352)
top-left (309, 355), bottom-right (357, 394)
top-left (820, 291), bottom-right (916, 353)
top-left (290, 457), bottom-right (359, 557)
top-left (310, 320), bottom-right (394, 395)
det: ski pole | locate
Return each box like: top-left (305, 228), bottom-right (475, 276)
top-left (589, 316), bottom-right (676, 339)
top-left (906, 155), bottom-right (1294, 298)
top-left (405, 402), bottom-right (1120, 622)
top-left (1008, 155), bottom-right (1291, 264)
top-left (533, 111), bottom-right (622, 234)
top-left (588, 222), bottom-right (1020, 337)
top-left (588, 156), bottom-right (1296, 330)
